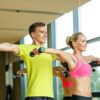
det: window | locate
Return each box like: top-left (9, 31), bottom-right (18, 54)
top-left (84, 42), bottom-right (100, 93)
top-left (79, 0), bottom-right (100, 40)
top-left (55, 11), bottom-right (73, 100)
top-left (55, 12), bottom-right (73, 49)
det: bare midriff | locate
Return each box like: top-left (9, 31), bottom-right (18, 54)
top-left (72, 77), bottom-right (91, 97)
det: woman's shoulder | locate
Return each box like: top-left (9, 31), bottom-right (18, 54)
top-left (64, 51), bottom-right (74, 59)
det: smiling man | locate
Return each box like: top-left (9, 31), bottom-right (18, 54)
top-left (0, 22), bottom-right (56, 100)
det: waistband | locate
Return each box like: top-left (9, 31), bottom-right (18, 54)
top-left (72, 94), bottom-right (92, 100)
top-left (25, 97), bottom-right (54, 100)
top-left (63, 96), bottom-right (72, 100)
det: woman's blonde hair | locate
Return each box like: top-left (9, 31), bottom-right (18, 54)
top-left (66, 32), bottom-right (84, 49)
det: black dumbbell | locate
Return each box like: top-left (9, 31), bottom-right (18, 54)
top-left (30, 47), bottom-right (45, 57)
top-left (38, 47), bottom-right (45, 53)
top-left (61, 62), bottom-right (70, 71)
top-left (89, 61), bottom-right (100, 67)
top-left (62, 71), bottom-right (69, 77)
top-left (92, 68), bottom-right (96, 72)
top-left (30, 52), bottom-right (35, 57)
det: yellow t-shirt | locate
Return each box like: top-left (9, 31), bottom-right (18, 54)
top-left (18, 44), bottom-right (56, 98)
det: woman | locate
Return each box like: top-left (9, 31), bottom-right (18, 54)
top-left (53, 67), bottom-right (73, 100)
top-left (34, 32), bottom-right (100, 100)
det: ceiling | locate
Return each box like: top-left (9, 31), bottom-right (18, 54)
top-left (0, 0), bottom-right (90, 43)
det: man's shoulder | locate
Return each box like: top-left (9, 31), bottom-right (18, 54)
top-left (19, 44), bottom-right (35, 47)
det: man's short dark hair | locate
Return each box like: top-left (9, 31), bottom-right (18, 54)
top-left (29, 22), bottom-right (45, 35)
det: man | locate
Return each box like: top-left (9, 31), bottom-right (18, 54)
top-left (0, 22), bottom-right (55, 100)
top-left (16, 66), bottom-right (72, 100)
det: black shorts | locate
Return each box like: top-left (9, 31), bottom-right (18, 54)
top-left (25, 97), bottom-right (54, 100)
top-left (63, 96), bottom-right (72, 100)
top-left (72, 94), bottom-right (92, 100)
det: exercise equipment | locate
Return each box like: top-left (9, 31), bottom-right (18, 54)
top-left (89, 61), bottom-right (100, 67)
top-left (89, 61), bottom-right (100, 72)
top-left (61, 62), bottom-right (70, 71)
top-left (62, 71), bottom-right (69, 77)
top-left (30, 47), bottom-right (45, 57)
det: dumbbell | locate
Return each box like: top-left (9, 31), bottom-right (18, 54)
top-left (62, 71), bottom-right (69, 77)
top-left (60, 62), bottom-right (69, 71)
top-left (30, 47), bottom-right (45, 57)
top-left (89, 61), bottom-right (100, 67)
top-left (92, 69), bottom-right (96, 72)
top-left (89, 61), bottom-right (100, 72)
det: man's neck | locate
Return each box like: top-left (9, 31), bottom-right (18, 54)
top-left (32, 41), bottom-right (44, 46)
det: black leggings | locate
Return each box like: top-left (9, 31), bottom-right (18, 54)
top-left (72, 94), bottom-right (92, 100)
top-left (25, 97), bottom-right (54, 100)
top-left (63, 96), bottom-right (72, 100)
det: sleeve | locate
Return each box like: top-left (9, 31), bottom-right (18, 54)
top-left (17, 44), bottom-right (25, 57)
top-left (51, 54), bottom-right (57, 61)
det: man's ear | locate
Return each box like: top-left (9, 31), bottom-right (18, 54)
top-left (31, 32), bottom-right (35, 38)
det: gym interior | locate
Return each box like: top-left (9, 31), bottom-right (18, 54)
top-left (0, 0), bottom-right (100, 100)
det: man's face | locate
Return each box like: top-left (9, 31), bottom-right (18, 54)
top-left (32, 26), bottom-right (47, 44)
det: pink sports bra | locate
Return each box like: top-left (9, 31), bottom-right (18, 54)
top-left (69, 55), bottom-right (92, 78)
top-left (61, 74), bottom-right (73, 88)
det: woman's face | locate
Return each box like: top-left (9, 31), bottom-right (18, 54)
top-left (74, 35), bottom-right (87, 51)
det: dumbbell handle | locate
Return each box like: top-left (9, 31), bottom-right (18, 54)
top-left (30, 52), bottom-right (35, 57)
top-left (38, 47), bottom-right (45, 53)
top-left (30, 47), bottom-right (45, 57)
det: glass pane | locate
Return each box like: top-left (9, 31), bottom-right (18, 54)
top-left (84, 41), bottom-right (100, 57)
top-left (24, 34), bottom-right (32, 44)
top-left (55, 12), bottom-right (73, 49)
top-left (79, 0), bottom-right (100, 40)
top-left (57, 78), bottom-right (64, 100)
top-left (86, 41), bottom-right (100, 92)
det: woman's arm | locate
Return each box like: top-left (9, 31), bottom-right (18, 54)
top-left (87, 55), bottom-right (100, 63)
top-left (32, 47), bottom-right (72, 62)
top-left (32, 47), bottom-right (75, 69)
top-left (45, 48), bottom-right (72, 63)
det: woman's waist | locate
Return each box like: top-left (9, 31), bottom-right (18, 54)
top-left (72, 86), bottom-right (91, 96)
top-left (73, 77), bottom-right (91, 86)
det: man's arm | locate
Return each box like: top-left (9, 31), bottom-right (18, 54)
top-left (0, 43), bottom-right (19, 55)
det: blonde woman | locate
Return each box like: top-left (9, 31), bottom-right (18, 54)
top-left (34, 32), bottom-right (100, 100)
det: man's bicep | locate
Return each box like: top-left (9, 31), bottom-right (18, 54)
top-left (11, 44), bottom-right (20, 55)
